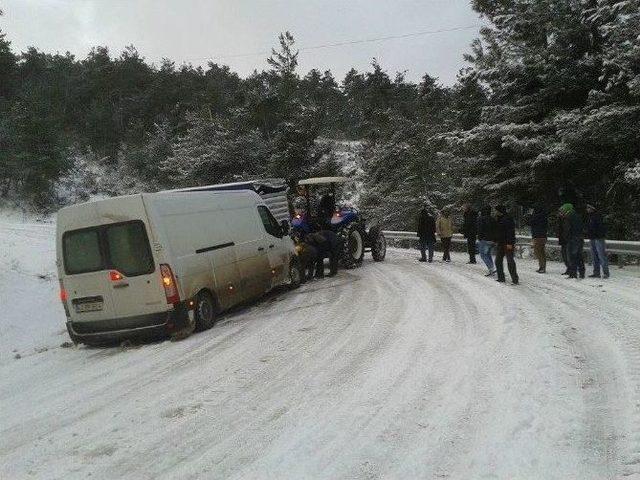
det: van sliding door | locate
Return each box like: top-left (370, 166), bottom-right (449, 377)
top-left (226, 208), bottom-right (271, 299)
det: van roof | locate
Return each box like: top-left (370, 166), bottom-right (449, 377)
top-left (58, 188), bottom-right (262, 211)
top-left (56, 189), bottom-right (262, 230)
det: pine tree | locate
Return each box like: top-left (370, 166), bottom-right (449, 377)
top-left (449, 0), bottom-right (640, 234)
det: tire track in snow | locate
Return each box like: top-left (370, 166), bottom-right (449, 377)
top-left (435, 254), bottom-right (634, 478)
top-left (391, 249), bottom-right (627, 478)
top-left (522, 276), bottom-right (640, 477)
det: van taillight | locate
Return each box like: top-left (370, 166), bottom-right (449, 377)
top-left (59, 279), bottom-right (70, 318)
top-left (160, 264), bottom-right (180, 304)
top-left (59, 280), bottom-right (68, 302)
top-left (109, 270), bottom-right (124, 281)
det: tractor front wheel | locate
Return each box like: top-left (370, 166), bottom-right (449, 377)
top-left (339, 223), bottom-right (365, 269)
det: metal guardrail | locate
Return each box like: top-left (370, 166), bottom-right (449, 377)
top-left (382, 231), bottom-right (640, 256)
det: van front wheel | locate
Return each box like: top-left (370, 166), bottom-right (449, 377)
top-left (195, 291), bottom-right (216, 331)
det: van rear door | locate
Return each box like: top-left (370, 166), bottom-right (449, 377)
top-left (103, 221), bottom-right (165, 318)
top-left (62, 221), bottom-right (165, 323)
top-left (62, 227), bottom-right (117, 322)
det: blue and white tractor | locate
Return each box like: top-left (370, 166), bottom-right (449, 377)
top-left (290, 177), bottom-right (386, 268)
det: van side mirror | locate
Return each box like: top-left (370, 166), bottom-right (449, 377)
top-left (280, 220), bottom-right (290, 236)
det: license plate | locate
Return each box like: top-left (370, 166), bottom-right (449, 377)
top-left (75, 302), bottom-right (103, 313)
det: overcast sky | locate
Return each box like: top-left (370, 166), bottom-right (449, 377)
top-left (1, 0), bottom-right (482, 84)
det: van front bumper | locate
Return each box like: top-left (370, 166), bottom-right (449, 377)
top-left (67, 303), bottom-right (193, 344)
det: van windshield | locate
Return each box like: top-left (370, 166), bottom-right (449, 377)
top-left (63, 221), bottom-right (154, 276)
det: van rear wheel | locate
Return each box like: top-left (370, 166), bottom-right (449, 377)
top-left (195, 291), bottom-right (216, 331)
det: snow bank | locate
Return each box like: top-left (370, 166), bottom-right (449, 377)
top-left (0, 212), bottom-right (64, 363)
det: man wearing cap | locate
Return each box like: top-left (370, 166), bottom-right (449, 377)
top-left (494, 205), bottom-right (519, 284)
top-left (586, 204), bottom-right (610, 279)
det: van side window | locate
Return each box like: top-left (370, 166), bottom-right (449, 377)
top-left (257, 206), bottom-right (282, 237)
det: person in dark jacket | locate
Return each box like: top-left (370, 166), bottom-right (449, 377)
top-left (586, 204), bottom-right (609, 278)
top-left (476, 206), bottom-right (497, 275)
top-left (494, 205), bottom-right (519, 284)
top-left (557, 207), bottom-right (570, 275)
top-left (560, 203), bottom-right (585, 279)
top-left (318, 193), bottom-right (336, 229)
top-left (306, 230), bottom-right (341, 278)
top-left (530, 204), bottom-right (548, 273)
top-left (461, 204), bottom-right (478, 264)
top-left (416, 207), bottom-right (436, 262)
top-left (295, 241), bottom-right (318, 282)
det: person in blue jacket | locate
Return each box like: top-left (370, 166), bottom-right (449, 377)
top-left (586, 204), bottom-right (610, 279)
top-left (477, 205), bottom-right (497, 276)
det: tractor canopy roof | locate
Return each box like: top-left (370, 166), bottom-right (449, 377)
top-left (298, 176), bottom-right (351, 186)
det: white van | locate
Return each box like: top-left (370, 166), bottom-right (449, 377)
top-left (56, 189), bottom-right (301, 345)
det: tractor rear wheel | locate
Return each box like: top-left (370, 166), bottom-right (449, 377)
top-left (339, 223), bottom-right (365, 269)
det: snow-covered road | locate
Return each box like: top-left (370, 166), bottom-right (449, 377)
top-left (2, 219), bottom-right (640, 479)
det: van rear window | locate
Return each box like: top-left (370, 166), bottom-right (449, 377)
top-left (63, 221), bottom-right (154, 276)
top-left (105, 222), bottom-right (154, 276)
top-left (63, 229), bottom-right (103, 275)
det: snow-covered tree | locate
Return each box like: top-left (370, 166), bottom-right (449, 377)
top-left (159, 112), bottom-right (270, 188)
top-left (55, 148), bottom-right (101, 206)
top-left (447, 0), bottom-right (640, 236)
